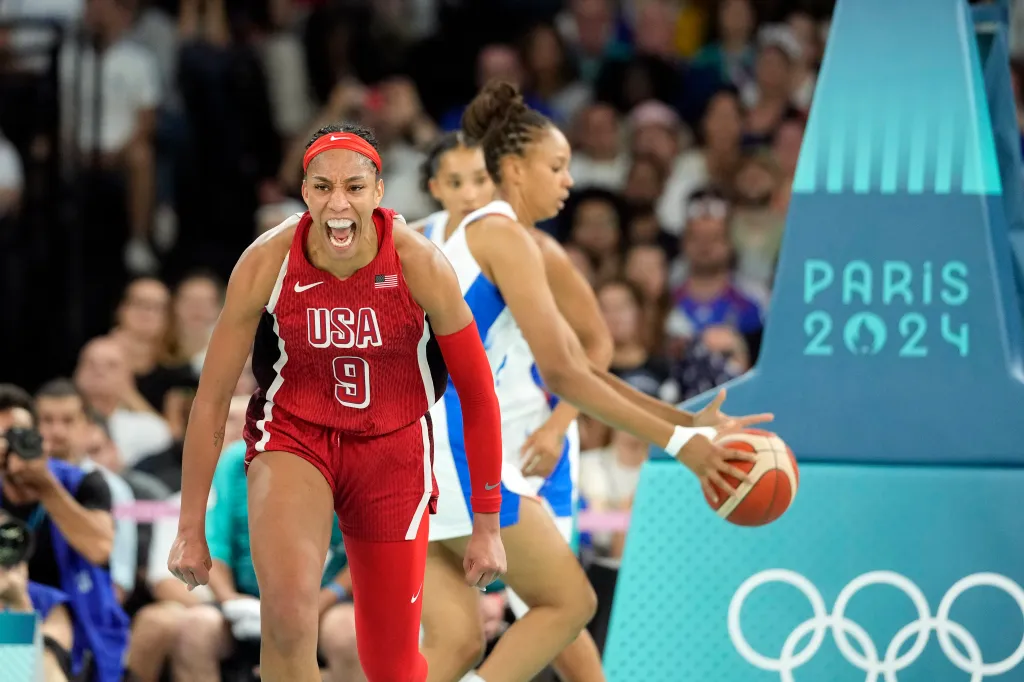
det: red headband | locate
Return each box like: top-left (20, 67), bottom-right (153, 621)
top-left (302, 133), bottom-right (382, 174)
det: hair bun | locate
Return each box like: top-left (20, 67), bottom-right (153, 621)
top-left (461, 80), bottom-right (526, 143)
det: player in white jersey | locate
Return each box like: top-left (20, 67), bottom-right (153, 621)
top-left (413, 133), bottom-right (612, 681)
top-left (416, 83), bottom-right (773, 682)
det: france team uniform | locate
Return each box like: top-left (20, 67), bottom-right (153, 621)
top-left (525, 365), bottom-right (580, 543)
top-left (424, 202), bottom-right (579, 545)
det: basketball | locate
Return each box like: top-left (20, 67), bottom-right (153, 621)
top-left (704, 429), bottom-right (799, 526)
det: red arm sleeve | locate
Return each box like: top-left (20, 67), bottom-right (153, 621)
top-left (434, 320), bottom-right (503, 514)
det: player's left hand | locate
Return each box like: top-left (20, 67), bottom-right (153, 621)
top-left (463, 516), bottom-right (506, 589)
top-left (520, 424), bottom-right (564, 478)
top-left (692, 389), bottom-right (774, 433)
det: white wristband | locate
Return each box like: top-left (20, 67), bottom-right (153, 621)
top-left (664, 425), bottom-right (717, 457)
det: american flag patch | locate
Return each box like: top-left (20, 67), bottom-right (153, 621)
top-left (374, 274), bottom-right (398, 289)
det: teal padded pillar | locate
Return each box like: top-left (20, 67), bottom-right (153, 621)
top-left (670, 0), bottom-right (1024, 465)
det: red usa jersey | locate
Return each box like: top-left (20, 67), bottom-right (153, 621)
top-left (250, 209), bottom-right (448, 437)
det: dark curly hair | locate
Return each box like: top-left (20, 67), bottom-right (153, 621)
top-left (305, 122), bottom-right (381, 178)
top-left (0, 383), bottom-right (34, 422)
top-left (419, 131), bottom-right (476, 194)
top-left (461, 80), bottom-right (551, 183)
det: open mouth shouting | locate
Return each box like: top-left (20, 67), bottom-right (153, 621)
top-left (326, 218), bottom-right (356, 251)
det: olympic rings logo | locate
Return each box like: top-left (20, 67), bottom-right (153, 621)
top-left (728, 569), bottom-right (1024, 682)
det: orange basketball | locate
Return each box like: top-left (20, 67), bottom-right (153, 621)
top-left (704, 429), bottom-right (799, 526)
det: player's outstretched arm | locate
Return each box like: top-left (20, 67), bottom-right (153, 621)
top-left (177, 231), bottom-right (285, 543)
top-left (520, 230), bottom-right (614, 474)
top-left (534, 232), bottom-right (772, 434)
top-left (474, 217), bottom-right (750, 502)
top-left (397, 223), bottom-right (506, 587)
top-left (395, 225), bottom-right (503, 519)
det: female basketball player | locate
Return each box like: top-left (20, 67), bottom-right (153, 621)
top-left (411, 132), bottom-right (497, 241)
top-left (167, 123), bottom-right (509, 682)
top-left (415, 134), bottom-right (613, 682)
top-left (420, 81), bottom-right (772, 682)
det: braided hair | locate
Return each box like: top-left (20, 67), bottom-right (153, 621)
top-left (461, 80), bottom-right (552, 183)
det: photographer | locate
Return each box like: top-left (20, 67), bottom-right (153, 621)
top-left (0, 384), bottom-right (129, 682)
top-left (0, 512), bottom-right (74, 682)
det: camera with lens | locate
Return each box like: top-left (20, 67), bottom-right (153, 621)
top-left (0, 517), bottom-right (34, 569)
top-left (4, 427), bottom-right (43, 461)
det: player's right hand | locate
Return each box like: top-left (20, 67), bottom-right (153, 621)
top-left (463, 520), bottom-right (507, 589)
top-left (677, 435), bottom-right (755, 505)
top-left (167, 530), bottom-right (213, 591)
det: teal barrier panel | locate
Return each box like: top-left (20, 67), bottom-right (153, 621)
top-left (603, 461), bottom-right (1024, 681)
top-left (0, 612), bottom-right (42, 681)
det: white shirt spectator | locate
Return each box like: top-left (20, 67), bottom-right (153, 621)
top-left (107, 409), bottom-right (172, 467)
top-left (80, 458), bottom-right (137, 594)
top-left (569, 153), bottom-right (630, 192)
top-left (656, 151), bottom-right (710, 236)
top-left (59, 37), bottom-right (161, 153)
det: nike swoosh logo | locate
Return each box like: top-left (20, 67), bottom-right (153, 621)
top-left (411, 583), bottom-right (423, 603)
top-left (484, 482), bottom-right (500, 491)
top-left (294, 281), bottom-right (323, 292)
top-left (330, 135), bottom-right (344, 141)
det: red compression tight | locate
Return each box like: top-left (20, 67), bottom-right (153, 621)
top-left (344, 513), bottom-right (430, 681)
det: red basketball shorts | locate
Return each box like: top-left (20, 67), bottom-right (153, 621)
top-left (243, 401), bottom-right (439, 542)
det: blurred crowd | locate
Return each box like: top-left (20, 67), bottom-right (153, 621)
top-left (0, 0), bottom-right (869, 679)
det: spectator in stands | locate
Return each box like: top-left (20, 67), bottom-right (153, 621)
top-left (164, 270), bottom-right (224, 376)
top-left (153, 271), bottom-right (223, 438)
top-left (700, 324), bottom-right (752, 375)
top-left (669, 332), bottom-right (742, 401)
top-left (770, 115), bottom-right (805, 217)
top-left (80, 411), bottom-right (171, 615)
top-left (598, 279), bottom-right (679, 402)
top-left (73, 336), bottom-right (173, 466)
top-left (623, 244), bottom-right (671, 352)
top-left (128, 379), bottom-right (242, 495)
top-left (111, 277), bottom-right (200, 423)
top-left (577, 428), bottom-right (648, 653)
top-left (785, 11), bottom-right (821, 111)
top-left (690, 0), bottom-right (757, 91)
top-left (0, 384), bottom-right (128, 682)
top-left (566, 188), bottom-right (626, 284)
top-left (60, 0), bottom-right (161, 275)
top-left (627, 99), bottom-right (685, 175)
top-left (742, 25), bottom-right (803, 146)
top-left (364, 76), bottom-right (439, 219)
top-left (0, 384), bottom-right (34, 427)
top-left (519, 22), bottom-right (591, 127)
top-left (731, 151), bottom-right (785, 291)
top-left (621, 156), bottom-right (669, 218)
top-left (439, 43), bottom-right (558, 130)
top-left (126, 395), bottom-right (253, 682)
top-left (569, 102), bottom-right (629, 191)
top-left (35, 379), bottom-right (138, 603)
top-left (664, 188), bottom-right (765, 354)
top-left (0, 510), bottom-right (74, 682)
top-left (593, 1), bottom-right (682, 115)
top-left (658, 87), bottom-right (745, 234)
top-left (557, 0), bottom-right (626, 83)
